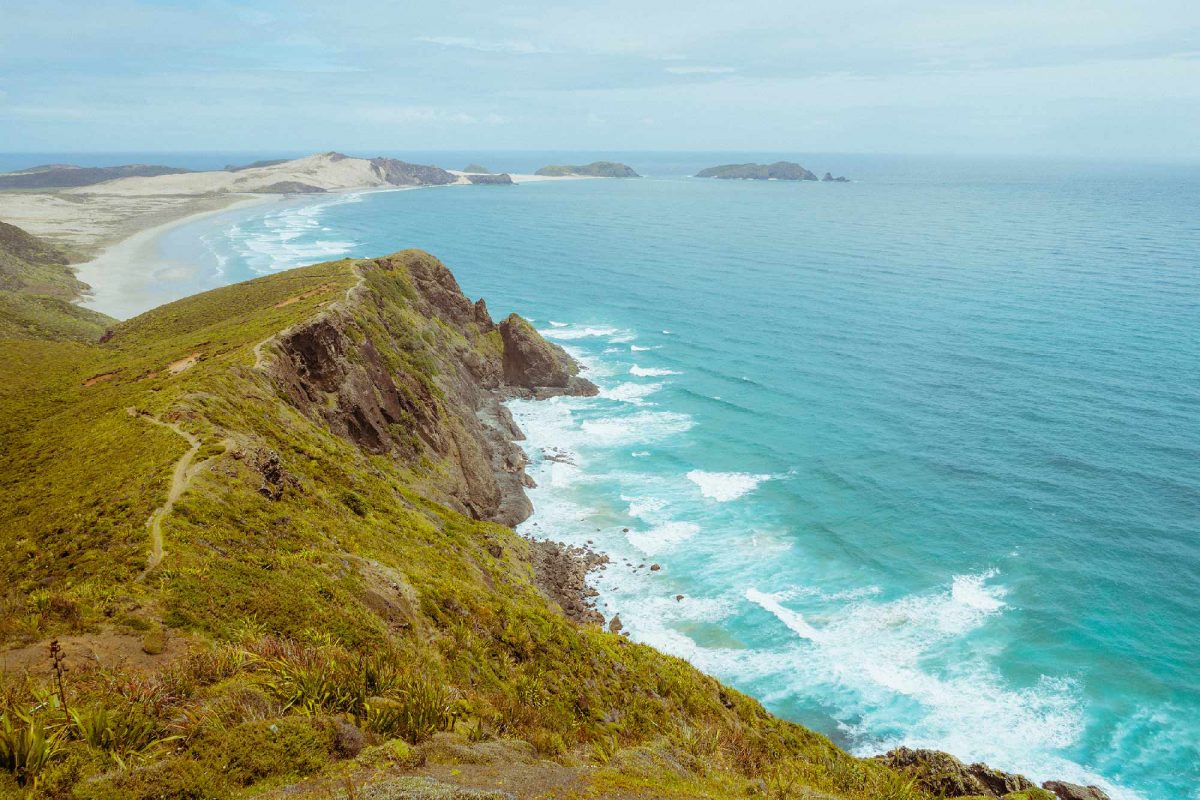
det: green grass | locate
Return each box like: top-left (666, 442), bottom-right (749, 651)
top-left (0, 250), bottom-right (940, 799)
top-left (0, 220), bottom-right (111, 342)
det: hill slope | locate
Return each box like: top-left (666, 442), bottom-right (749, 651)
top-left (0, 164), bottom-right (191, 190)
top-left (66, 152), bottom-right (459, 196)
top-left (0, 220), bottom-right (112, 341)
top-left (0, 251), bottom-right (1054, 799)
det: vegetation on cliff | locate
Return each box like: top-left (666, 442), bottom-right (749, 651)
top-left (534, 162), bottom-right (640, 178)
top-left (0, 221), bottom-right (112, 342)
top-left (695, 162), bottom-right (818, 181)
top-left (0, 250), bottom-right (1047, 799)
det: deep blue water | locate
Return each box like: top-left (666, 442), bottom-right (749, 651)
top-left (23, 152), bottom-right (1200, 798)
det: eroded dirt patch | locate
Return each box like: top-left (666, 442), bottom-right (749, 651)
top-left (274, 282), bottom-right (337, 308)
top-left (82, 371), bottom-right (117, 387)
top-left (167, 351), bottom-right (202, 374)
top-left (1, 630), bottom-right (188, 676)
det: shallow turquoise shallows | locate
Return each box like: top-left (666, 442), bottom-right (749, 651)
top-left (163, 154), bottom-right (1198, 800)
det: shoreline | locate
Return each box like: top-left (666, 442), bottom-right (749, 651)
top-left (74, 194), bottom-right (277, 319)
top-left (23, 173), bottom-right (590, 321)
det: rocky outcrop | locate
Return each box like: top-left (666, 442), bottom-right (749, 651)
top-left (822, 172), bottom-right (851, 182)
top-left (535, 161), bottom-right (640, 178)
top-left (876, 748), bottom-right (1043, 798)
top-left (267, 251), bottom-right (595, 527)
top-left (530, 541), bottom-right (608, 625)
top-left (696, 162), bottom-right (818, 181)
top-left (466, 173), bottom-right (514, 185)
top-left (368, 158), bottom-right (458, 186)
top-left (1042, 781), bottom-right (1112, 800)
top-left (498, 314), bottom-right (598, 398)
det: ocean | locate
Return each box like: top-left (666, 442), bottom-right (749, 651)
top-left (27, 152), bottom-right (1200, 798)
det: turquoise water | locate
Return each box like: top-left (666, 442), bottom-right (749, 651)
top-left (164, 155), bottom-right (1197, 798)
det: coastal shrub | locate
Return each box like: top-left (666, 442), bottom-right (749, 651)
top-left (0, 710), bottom-right (64, 787)
top-left (363, 678), bottom-right (455, 743)
top-left (192, 716), bottom-right (335, 786)
top-left (69, 703), bottom-right (172, 765)
top-left (72, 755), bottom-right (232, 800)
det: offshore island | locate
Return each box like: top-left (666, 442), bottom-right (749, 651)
top-left (0, 155), bottom-right (1107, 800)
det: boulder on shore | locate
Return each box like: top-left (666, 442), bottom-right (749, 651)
top-left (875, 747), bottom-right (1044, 799)
top-left (1042, 781), bottom-right (1112, 800)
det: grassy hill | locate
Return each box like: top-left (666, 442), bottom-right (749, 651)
top-left (0, 251), bottom-right (1044, 799)
top-left (0, 221), bottom-right (112, 342)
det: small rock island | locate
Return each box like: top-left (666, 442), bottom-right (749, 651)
top-left (696, 161), bottom-right (849, 182)
top-left (535, 161), bottom-right (640, 178)
top-left (461, 163), bottom-right (491, 173)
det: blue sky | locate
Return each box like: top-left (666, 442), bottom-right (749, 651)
top-left (2, 0), bottom-right (1198, 157)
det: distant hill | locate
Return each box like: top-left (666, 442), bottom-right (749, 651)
top-left (0, 220), bottom-right (112, 341)
top-left (66, 152), bottom-right (461, 195)
top-left (465, 173), bottom-right (514, 185)
top-left (696, 161), bottom-right (819, 181)
top-left (0, 163), bottom-right (192, 189)
top-left (461, 163), bottom-right (491, 173)
top-left (535, 161), bottom-right (640, 178)
top-left (225, 158), bottom-right (290, 172)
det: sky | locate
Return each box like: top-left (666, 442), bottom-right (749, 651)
top-left (2, 0), bottom-right (1199, 158)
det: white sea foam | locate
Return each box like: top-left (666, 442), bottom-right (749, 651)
top-left (745, 588), bottom-right (826, 641)
top-left (631, 344), bottom-right (659, 351)
top-left (723, 572), bottom-right (1137, 797)
top-left (580, 410), bottom-right (693, 444)
top-left (548, 320), bottom-right (568, 327)
top-left (630, 365), bottom-right (681, 377)
top-left (222, 194), bottom-right (363, 274)
top-left (626, 521), bottom-right (701, 555)
top-left (600, 382), bottom-right (663, 405)
top-left (687, 470), bottom-right (772, 501)
top-left (542, 325), bottom-right (620, 340)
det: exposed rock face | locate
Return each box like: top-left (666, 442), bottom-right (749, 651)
top-left (530, 541), bottom-right (609, 625)
top-left (498, 314), bottom-right (598, 398)
top-left (267, 251), bottom-right (595, 527)
top-left (696, 162), bottom-right (818, 181)
top-left (1042, 781), bottom-right (1112, 800)
top-left (534, 161), bottom-right (640, 178)
top-left (465, 173), bottom-right (514, 185)
top-left (876, 747), bottom-right (1040, 798)
top-left (822, 172), bottom-right (851, 182)
top-left (368, 158), bottom-right (458, 186)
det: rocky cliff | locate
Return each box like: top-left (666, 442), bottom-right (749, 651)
top-left (268, 251), bottom-right (596, 527)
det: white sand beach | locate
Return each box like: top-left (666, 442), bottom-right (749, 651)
top-left (0, 153), bottom-right (597, 320)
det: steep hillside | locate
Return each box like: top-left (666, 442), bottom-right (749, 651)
top-left (0, 221), bottom-right (112, 341)
top-left (0, 251), bottom-right (1050, 799)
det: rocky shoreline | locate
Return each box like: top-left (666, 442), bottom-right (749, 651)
top-left (263, 251), bottom-right (1105, 800)
top-left (877, 748), bottom-right (1112, 800)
